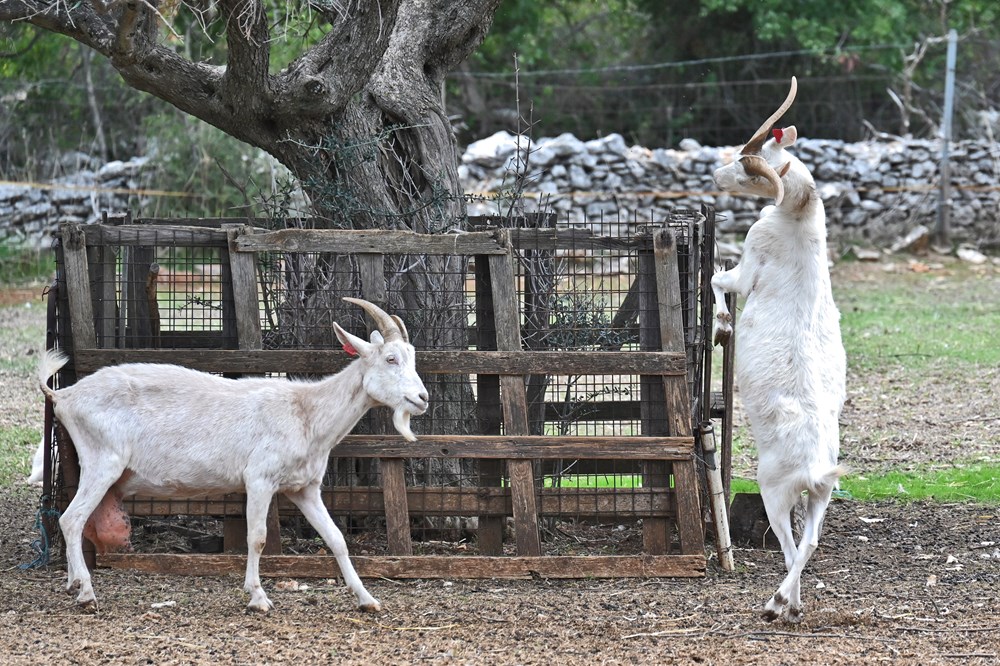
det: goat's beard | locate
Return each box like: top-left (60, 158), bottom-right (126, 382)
top-left (393, 409), bottom-right (417, 442)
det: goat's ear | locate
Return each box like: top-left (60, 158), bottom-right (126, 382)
top-left (369, 330), bottom-right (385, 346)
top-left (778, 161), bottom-right (792, 178)
top-left (333, 323), bottom-right (373, 358)
top-left (773, 125), bottom-right (797, 148)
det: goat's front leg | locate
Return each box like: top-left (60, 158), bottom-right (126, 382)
top-left (243, 482), bottom-right (276, 613)
top-left (711, 264), bottom-right (742, 346)
top-left (284, 484), bottom-right (381, 612)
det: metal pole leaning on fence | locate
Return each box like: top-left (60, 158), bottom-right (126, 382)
top-left (935, 28), bottom-right (958, 250)
top-left (700, 421), bottom-right (734, 572)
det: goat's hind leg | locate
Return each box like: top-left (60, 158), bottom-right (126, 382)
top-left (243, 482), bottom-right (277, 612)
top-left (758, 482), bottom-right (800, 622)
top-left (284, 485), bottom-right (381, 612)
top-left (59, 451), bottom-right (127, 609)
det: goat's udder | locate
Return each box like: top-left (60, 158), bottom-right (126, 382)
top-left (83, 487), bottom-right (133, 555)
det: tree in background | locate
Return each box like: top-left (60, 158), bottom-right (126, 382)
top-left (1, 1), bottom-right (500, 232)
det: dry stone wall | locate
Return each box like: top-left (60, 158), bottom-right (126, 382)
top-left (3, 135), bottom-right (997, 252)
top-left (461, 131), bottom-right (1000, 250)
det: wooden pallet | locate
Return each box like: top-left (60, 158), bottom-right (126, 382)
top-left (54, 220), bottom-right (706, 579)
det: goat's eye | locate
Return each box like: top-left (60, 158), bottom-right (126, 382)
top-left (386, 355), bottom-right (398, 365)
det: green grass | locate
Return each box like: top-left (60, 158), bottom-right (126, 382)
top-left (0, 244), bottom-right (54, 285)
top-left (543, 474), bottom-right (644, 488)
top-left (0, 425), bottom-right (39, 487)
top-left (834, 261), bottom-right (1000, 372)
top-left (730, 464), bottom-right (1000, 503)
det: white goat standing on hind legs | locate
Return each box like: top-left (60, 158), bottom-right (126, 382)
top-left (37, 297), bottom-right (429, 614)
top-left (711, 76), bottom-right (847, 623)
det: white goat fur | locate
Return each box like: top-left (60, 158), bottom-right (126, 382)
top-left (37, 298), bottom-right (429, 613)
top-left (711, 77), bottom-right (847, 623)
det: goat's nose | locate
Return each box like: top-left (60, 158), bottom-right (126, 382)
top-left (418, 390), bottom-right (429, 404)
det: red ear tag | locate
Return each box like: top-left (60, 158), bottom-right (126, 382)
top-left (342, 341), bottom-right (358, 356)
top-left (773, 128), bottom-right (784, 143)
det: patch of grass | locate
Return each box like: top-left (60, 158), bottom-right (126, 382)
top-left (543, 474), bottom-right (644, 488)
top-left (0, 244), bottom-right (54, 286)
top-left (834, 262), bottom-right (1000, 372)
top-left (729, 463), bottom-right (1000, 503)
top-left (0, 425), bottom-right (39, 486)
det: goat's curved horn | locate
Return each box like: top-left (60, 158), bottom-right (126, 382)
top-left (343, 297), bottom-right (404, 342)
top-left (740, 76), bottom-right (798, 156)
top-left (390, 315), bottom-right (409, 343)
top-left (739, 155), bottom-right (785, 205)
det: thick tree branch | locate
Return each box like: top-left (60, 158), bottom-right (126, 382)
top-left (217, 0), bottom-right (271, 98)
top-left (272, 0), bottom-right (401, 123)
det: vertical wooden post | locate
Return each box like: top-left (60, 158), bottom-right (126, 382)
top-left (474, 254), bottom-right (504, 555)
top-left (637, 247), bottom-right (671, 554)
top-left (488, 232), bottom-right (541, 556)
top-left (224, 226), bottom-right (281, 555)
top-left (357, 253), bottom-right (412, 556)
top-left (653, 230), bottom-right (704, 556)
top-left (59, 223), bottom-right (99, 569)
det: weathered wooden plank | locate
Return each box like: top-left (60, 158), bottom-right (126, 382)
top-left (488, 240), bottom-right (541, 557)
top-left (331, 435), bottom-right (693, 459)
top-left (123, 486), bottom-right (678, 519)
top-left (72, 348), bottom-right (687, 376)
top-left (475, 253), bottom-right (504, 556)
top-left (501, 227), bottom-right (657, 252)
top-left (226, 226), bottom-right (264, 354)
top-left (637, 247), bottom-right (671, 555)
top-left (60, 224), bottom-right (98, 355)
top-left (232, 228), bottom-right (507, 255)
top-left (653, 229), bottom-right (704, 556)
top-left (99, 553), bottom-right (706, 579)
top-left (83, 224), bottom-right (231, 247)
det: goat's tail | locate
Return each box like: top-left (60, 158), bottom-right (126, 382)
top-left (38, 349), bottom-right (70, 402)
top-left (810, 464), bottom-right (849, 495)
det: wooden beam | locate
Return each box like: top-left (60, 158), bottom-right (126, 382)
top-left (123, 486), bottom-right (677, 519)
top-left (60, 223), bottom-right (98, 355)
top-left (489, 235), bottom-right (541, 557)
top-left (232, 228), bottom-right (508, 255)
top-left (330, 435), bottom-right (693, 459)
top-left (71, 348), bottom-right (687, 376)
top-left (99, 553), bottom-right (706, 579)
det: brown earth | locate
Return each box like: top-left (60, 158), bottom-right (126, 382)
top-left (1, 260), bottom-right (998, 665)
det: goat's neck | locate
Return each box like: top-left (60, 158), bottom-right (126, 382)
top-left (299, 362), bottom-right (376, 452)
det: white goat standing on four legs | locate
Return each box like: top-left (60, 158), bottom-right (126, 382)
top-left (38, 297), bottom-right (429, 614)
top-left (711, 77), bottom-right (847, 623)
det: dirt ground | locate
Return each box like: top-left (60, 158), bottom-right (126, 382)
top-left (1, 259), bottom-right (999, 665)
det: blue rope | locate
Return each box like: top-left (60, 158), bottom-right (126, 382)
top-left (19, 502), bottom-right (61, 570)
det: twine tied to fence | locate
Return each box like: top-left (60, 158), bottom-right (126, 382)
top-left (19, 499), bottom-right (60, 570)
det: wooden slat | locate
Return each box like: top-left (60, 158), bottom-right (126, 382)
top-left (488, 238), bottom-right (541, 557)
top-left (99, 553), bottom-right (706, 579)
top-left (123, 486), bottom-right (677, 519)
top-left (475, 252), bottom-right (504, 556)
top-left (83, 224), bottom-right (231, 247)
top-left (332, 435), bottom-right (693, 459)
top-left (60, 224), bottom-right (98, 355)
top-left (653, 230), bottom-right (704, 556)
top-left (503, 227), bottom-right (656, 252)
top-left (232, 228), bottom-right (507, 255)
top-left (356, 251), bottom-right (412, 557)
top-left (226, 226), bottom-right (264, 354)
top-left (71, 348), bottom-right (686, 376)
top-left (637, 247), bottom-right (671, 555)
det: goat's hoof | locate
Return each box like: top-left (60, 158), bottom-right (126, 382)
top-left (76, 594), bottom-right (98, 612)
top-left (246, 601), bottom-right (273, 614)
top-left (761, 608), bottom-right (780, 623)
top-left (358, 598), bottom-right (382, 613)
top-left (783, 606), bottom-right (804, 624)
top-left (712, 314), bottom-right (733, 346)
